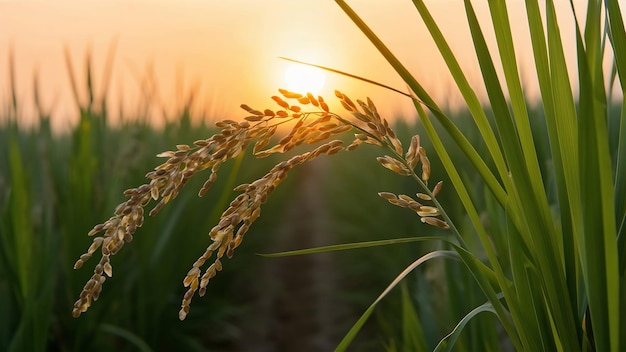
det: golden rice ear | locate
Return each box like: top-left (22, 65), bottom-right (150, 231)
top-left (73, 89), bottom-right (447, 322)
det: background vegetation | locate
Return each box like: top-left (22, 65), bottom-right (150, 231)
top-left (0, 51), bottom-right (474, 351)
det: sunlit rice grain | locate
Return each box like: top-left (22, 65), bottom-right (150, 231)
top-left (346, 140), bottom-right (361, 151)
top-left (319, 100), bottom-right (329, 112)
top-left (417, 206), bottom-right (440, 217)
top-left (376, 156), bottom-right (411, 176)
top-left (418, 146), bottom-right (430, 182)
top-left (432, 181), bottom-right (443, 197)
top-left (388, 198), bottom-right (409, 207)
top-left (245, 115), bottom-right (264, 122)
top-left (103, 262), bottom-right (113, 277)
top-left (421, 217), bottom-right (450, 229)
top-left (398, 194), bottom-right (415, 203)
top-left (307, 93), bottom-right (318, 106)
top-left (271, 96), bottom-right (290, 109)
top-left (408, 202), bottom-right (423, 211)
top-left (416, 193), bottom-right (431, 201)
top-left (378, 192), bottom-right (397, 200)
top-left (278, 88), bottom-right (302, 99)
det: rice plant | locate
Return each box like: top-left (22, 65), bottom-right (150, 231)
top-left (0, 0), bottom-right (614, 350)
top-left (325, 0), bottom-right (625, 350)
top-left (72, 0), bottom-right (625, 351)
top-left (71, 88), bottom-right (452, 321)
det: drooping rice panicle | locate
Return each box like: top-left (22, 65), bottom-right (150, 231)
top-left (72, 89), bottom-right (450, 320)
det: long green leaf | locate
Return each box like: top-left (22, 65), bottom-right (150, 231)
top-left (605, 13), bottom-right (626, 351)
top-left (466, 2), bottom-right (582, 349)
top-left (280, 57), bottom-right (411, 98)
top-left (545, 2), bottom-right (592, 348)
top-left (464, 0), bottom-right (540, 251)
top-left (486, 0), bottom-right (551, 222)
top-left (400, 283), bottom-right (429, 352)
top-left (605, 0), bottom-right (626, 273)
top-left (543, 0), bottom-right (584, 251)
top-left (524, 0), bottom-right (581, 322)
top-left (335, 250), bottom-right (460, 352)
top-left (574, 1), bottom-right (620, 350)
top-left (262, 235), bottom-right (501, 292)
top-left (617, 102), bottom-right (626, 273)
top-left (506, 200), bottom-right (554, 351)
top-left (259, 236), bottom-right (445, 257)
top-left (433, 294), bottom-right (502, 352)
top-left (100, 324), bottom-right (153, 352)
top-left (605, 0), bottom-right (626, 93)
top-left (450, 241), bottom-right (521, 351)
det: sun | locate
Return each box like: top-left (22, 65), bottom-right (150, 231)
top-left (283, 63), bottom-right (326, 95)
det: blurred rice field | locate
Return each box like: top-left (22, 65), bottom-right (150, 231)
top-left (0, 53), bottom-right (444, 351)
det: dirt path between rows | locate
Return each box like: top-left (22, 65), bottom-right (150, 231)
top-left (239, 158), bottom-right (347, 351)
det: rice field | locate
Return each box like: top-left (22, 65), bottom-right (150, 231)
top-left (0, 57), bottom-right (452, 351)
top-left (2, 1), bottom-right (626, 351)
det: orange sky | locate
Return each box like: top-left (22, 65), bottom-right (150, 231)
top-left (0, 0), bottom-right (608, 132)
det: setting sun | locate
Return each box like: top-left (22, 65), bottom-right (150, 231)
top-left (283, 63), bottom-right (326, 95)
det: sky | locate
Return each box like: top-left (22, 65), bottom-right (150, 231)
top-left (0, 0), bottom-right (615, 131)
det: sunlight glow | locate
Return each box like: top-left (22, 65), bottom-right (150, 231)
top-left (283, 63), bottom-right (326, 95)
